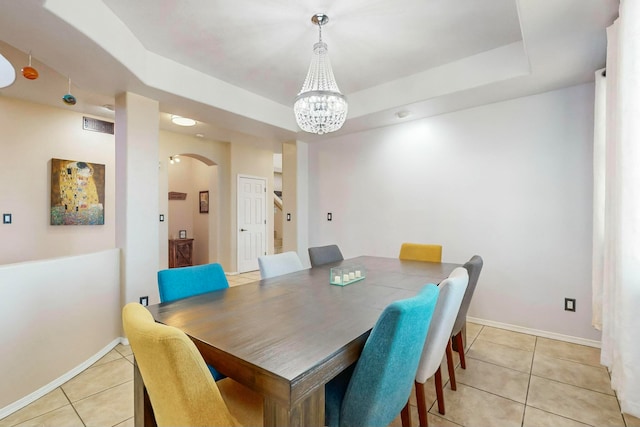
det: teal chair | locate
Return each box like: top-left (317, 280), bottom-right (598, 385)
top-left (157, 263), bottom-right (229, 381)
top-left (325, 284), bottom-right (440, 427)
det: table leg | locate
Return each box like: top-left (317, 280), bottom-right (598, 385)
top-left (133, 360), bottom-right (157, 427)
top-left (263, 387), bottom-right (325, 427)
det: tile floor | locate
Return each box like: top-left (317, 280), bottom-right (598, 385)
top-left (2, 270), bottom-right (639, 427)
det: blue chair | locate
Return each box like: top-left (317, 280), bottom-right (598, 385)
top-left (325, 284), bottom-right (440, 427)
top-left (308, 244), bottom-right (344, 267)
top-left (157, 263), bottom-right (229, 381)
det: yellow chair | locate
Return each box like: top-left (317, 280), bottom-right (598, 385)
top-left (399, 243), bottom-right (443, 262)
top-left (123, 302), bottom-right (262, 427)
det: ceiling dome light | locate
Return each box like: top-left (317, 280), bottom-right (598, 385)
top-left (171, 115), bottom-right (196, 126)
top-left (0, 53), bottom-right (16, 88)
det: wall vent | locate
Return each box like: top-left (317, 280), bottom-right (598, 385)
top-left (83, 116), bottom-right (114, 135)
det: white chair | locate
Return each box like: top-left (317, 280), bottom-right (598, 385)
top-left (258, 251), bottom-right (304, 279)
top-left (404, 267), bottom-right (469, 427)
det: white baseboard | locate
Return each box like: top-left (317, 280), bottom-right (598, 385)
top-left (0, 337), bottom-right (128, 419)
top-left (466, 317), bottom-right (601, 348)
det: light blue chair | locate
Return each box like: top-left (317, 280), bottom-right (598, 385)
top-left (157, 263), bottom-right (229, 381)
top-left (258, 251), bottom-right (304, 279)
top-left (325, 284), bottom-right (440, 427)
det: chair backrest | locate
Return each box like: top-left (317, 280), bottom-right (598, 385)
top-left (415, 267), bottom-right (469, 384)
top-left (336, 284), bottom-right (440, 427)
top-left (308, 244), bottom-right (344, 267)
top-left (258, 251), bottom-right (304, 279)
top-left (451, 255), bottom-right (483, 336)
top-left (157, 263), bottom-right (229, 303)
top-left (398, 243), bottom-right (442, 262)
top-left (122, 303), bottom-right (240, 427)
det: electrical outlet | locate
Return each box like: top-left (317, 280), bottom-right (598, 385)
top-left (139, 296), bottom-right (149, 306)
top-left (564, 298), bottom-right (576, 312)
top-left (327, 212), bottom-right (332, 221)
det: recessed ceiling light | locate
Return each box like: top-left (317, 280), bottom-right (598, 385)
top-left (395, 110), bottom-right (411, 119)
top-left (171, 115), bottom-right (196, 126)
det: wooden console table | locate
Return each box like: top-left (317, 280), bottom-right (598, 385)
top-left (168, 238), bottom-right (193, 268)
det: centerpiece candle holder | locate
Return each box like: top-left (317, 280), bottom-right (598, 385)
top-left (330, 265), bottom-right (365, 286)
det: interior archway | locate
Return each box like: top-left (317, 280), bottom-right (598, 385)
top-left (167, 153), bottom-right (219, 266)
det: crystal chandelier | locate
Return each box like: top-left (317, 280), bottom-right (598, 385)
top-left (294, 14), bottom-right (348, 135)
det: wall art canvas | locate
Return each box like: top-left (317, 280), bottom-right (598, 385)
top-left (50, 158), bottom-right (105, 225)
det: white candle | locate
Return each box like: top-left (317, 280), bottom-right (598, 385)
top-left (355, 270), bottom-right (362, 278)
top-left (343, 274), bottom-right (350, 282)
top-left (349, 272), bottom-right (355, 280)
top-left (334, 275), bottom-right (341, 284)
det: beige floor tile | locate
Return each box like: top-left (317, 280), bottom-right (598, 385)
top-left (523, 406), bottom-right (591, 427)
top-left (91, 348), bottom-right (124, 367)
top-left (409, 379), bottom-right (438, 412)
top-left (0, 389), bottom-right (69, 427)
top-left (13, 405), bottom-right (83, 427)
top-left (454, 358), bottom-right (530, 403)
top-left (436, 383), bottom-right (524, 427)
top-left (73, 381), bottom-right (133, 427)
top-left (389, 403), bottom-right (462, 427)
top-left (625, 413), bottom-right (640, 427)
top-left (114, 343), bottom-right (133, 357)
top-left (477, 326), bottom-right (536, 351)
top-left (61, 358), bottom-right (133, 402)
top-left (527, 375), bottom-right (624, 426)
top-left (535, 337), bottom-right (601, 367)
top-left (467, 339), bottom-right (534, 373)
top-left (126, 355), bottom-right (134, 364)
top-left (114, 417), bottom-right (134, 427)
top-left (465, 322), bottom-right (483, 348)
top-left (532, 353), bottom-right (614, 395)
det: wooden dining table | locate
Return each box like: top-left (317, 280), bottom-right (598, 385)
top-left (135, 255), bottom-right (460, 427)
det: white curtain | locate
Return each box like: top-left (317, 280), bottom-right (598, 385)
top-left (592, 0), bottom-right (640, 418)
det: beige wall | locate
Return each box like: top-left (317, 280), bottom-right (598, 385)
top-left (0, 249), bottom-right (121, 412)
top-left (0, 97), bottom-right (116, 264)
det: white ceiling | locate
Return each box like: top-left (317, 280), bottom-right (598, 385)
top-left (0, 0), bottom-right (618, 147)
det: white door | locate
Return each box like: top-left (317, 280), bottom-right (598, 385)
top-left (237, 175), bottom-right (267, 272)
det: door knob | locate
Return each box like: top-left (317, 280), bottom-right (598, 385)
top-left (240, 228), bottom-right (248, 232)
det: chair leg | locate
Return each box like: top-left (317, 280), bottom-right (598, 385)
top-left (434, 367), bottom-right (445, 415)
top-left (415, 380), bottom-right (429, 427)
top-left (445, 340), bottom-right (457, 391)
top-left (454, 332), bottom-right (466, 369)
top-left (401, 401), bottom-right (412, 427)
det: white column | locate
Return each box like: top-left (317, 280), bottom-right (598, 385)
top-left (115, 92), bottom-right (160, 306)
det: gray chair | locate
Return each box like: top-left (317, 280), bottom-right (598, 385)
top-left (258, 251), bottom-right (304, 279)
top-left (308, 244), bottom-right (344, 267)
top-left (448, 255), bottom-right (484, 370)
